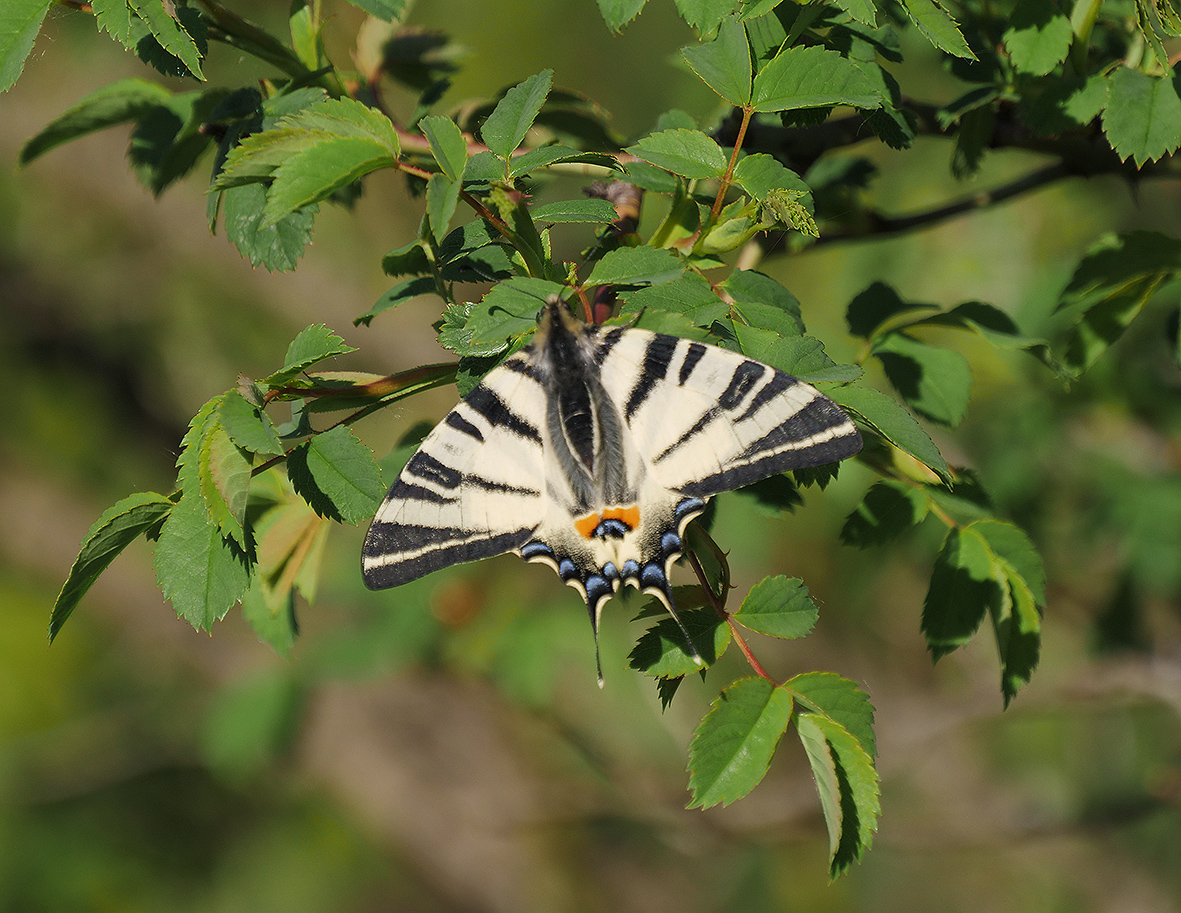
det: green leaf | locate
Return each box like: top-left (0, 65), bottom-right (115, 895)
top-left (508, 145), bottom-right (617, 178)
top-left (732, 326), bottom-right (861, 383)
top-left (1054, 230), bottom-right (1181, 375)
top-left (687, 677), bottom-right (794, 808)
top-left (93, 0), bottom-right (133, 43)
top-left (381, 240), bottom-right (431, 277)
top-left (789, 671), bottom-right (877, 760)
top-left (831, 386), bottom-right (951, 482)
top-left (420, 114), bottom-right (468, 181)
top-left (222, 182), bottom-right (316, 273)
top-left (973, 519), bottom-right (1047, 606)
top-left (480, 69), bottom-right (554, 160)
top-left (531, 198), bottom-right (620, 223)
top-left (674, 0), bottom-right (732, 32)
top-left (265, 134), bottom-right (397, 225)
top-left (621, 272), bottom-right (729, 326)
top-left (585, 246), bottom-right (685, 287)
top-left (752, 46), bottom-right (883, 113)
top-left (219, 390), bottom-right (285, 457)
top-left (355, 276), bottom-right (437, 326)
top-left (871, 332), bottom-right (973, 426)
top-left (922, 525), bottom-right (1004, 659)
top-left (732, 576), bottom-right (818, 639)
top-left (900, 0), bottom-right (975, 58)
top-left (154, 494), bottom-right (251, 631)
top-left (345, 0), bottom-right (406, 22)
top-left (681, 16), bottom-right (752, 105)
top-left (241, 586), bottom-right (299, 657)
top-left (990, 555), bottom-right (1042, 706)
top-left (625, 128), bottom-right (728, 179)
top-left (465, 277), bottom-right (566, 348)
top-left (198, 423), bottom-right (252, 549)
top-left (49, 492), bottom-right (174, 641)
top-left (732, 153), bottom-right (810, 201)
top-left (1022, 74), bottom-right (1109, 136)
top-left (1102, 68), bottom-right (1181, 166)
top-left (597, 0), bottom-right (649, 31)
top-left (128, 0), bottom-right (205, 80)
top-left (1003, 0), bottom-right (1074, 75)
top-left (291, 426), bottom-right (385, 525)
top-left (841, 480), bottom-right (929, 547)
top-left (129, 89), bottom-right (225, 195)
top-left (796, 713), bottom-right (880, 877)
top-left (427, 173), bottom-right (462, 243)
top-left (20, 78), bottom-right (172, 164)
top-left (724, 269), bottom-right (803, 334)
top-left (629, 603), bottom-right (731, 676)
top-left (831, 0), bottom-right (877, 26)
top-left (0, 0), bottom-right (51, 93)
top-left (268, 325), bottom-right (357, 386)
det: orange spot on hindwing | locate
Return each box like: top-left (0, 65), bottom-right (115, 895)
top-left (574, 505), bottom-right (642, 540)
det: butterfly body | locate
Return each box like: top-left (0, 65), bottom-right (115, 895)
top-left (363, 298), bottom-right (862, 677)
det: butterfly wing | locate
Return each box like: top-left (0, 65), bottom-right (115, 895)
top-left (594, 326), bottom-right (862, 496)
top-left (361, 353), bottom-right (549, 589)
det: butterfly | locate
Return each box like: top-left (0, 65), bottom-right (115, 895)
top-left (362, 297), bottom-right (862, 681)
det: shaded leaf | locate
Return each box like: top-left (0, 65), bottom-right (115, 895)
top-left (871, 332), bottom-right (973, 426)
top-left (1102, 68), bottom-right (1181, 166)
top-left (50, 492), bottom-right (174, 641)
top-left (841, 480), bottom-right (929, 547)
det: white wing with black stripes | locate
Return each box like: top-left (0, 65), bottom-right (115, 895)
top-left (362, 297), bottom-right (862, 679)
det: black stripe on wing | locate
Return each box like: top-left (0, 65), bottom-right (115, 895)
top-left (362, 526), bottom-right (534, 589)
top-left (677, 398), bottom-right (862, 497)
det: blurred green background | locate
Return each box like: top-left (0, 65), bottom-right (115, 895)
top-left (2, 1), bottom-right (1181, 910)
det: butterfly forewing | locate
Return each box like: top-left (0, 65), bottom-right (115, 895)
top-left (362, 352), bottom-right (548, 589)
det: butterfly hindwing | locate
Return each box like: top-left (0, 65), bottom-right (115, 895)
top-left (595, 326), bottom-right (861, 496)
top-left (361, 353), bottom-right (548, 589)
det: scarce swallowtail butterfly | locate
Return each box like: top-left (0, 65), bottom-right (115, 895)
top-left (362, 297), bottom-right (862, 681)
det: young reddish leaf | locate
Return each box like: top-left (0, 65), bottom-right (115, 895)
top-left (732, 576), bottom-right (819, 639)
top-left (688, 677), bottom-right (794, 808)
top-left (50, 492), bottom-right (174, 641)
